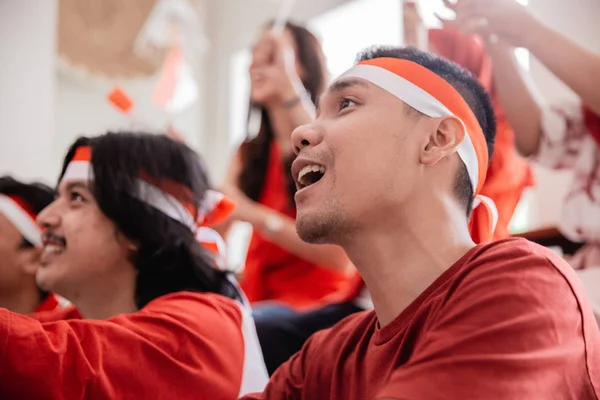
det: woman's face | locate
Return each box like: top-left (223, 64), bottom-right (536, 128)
top-left (249, 28), bottom-right (305, 105)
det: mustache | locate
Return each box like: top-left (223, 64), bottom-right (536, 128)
top-left (42, 232), bottom-right (67, 247)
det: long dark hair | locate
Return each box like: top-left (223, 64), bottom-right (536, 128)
top-left (238, 22), bottom-right (327, 203)
top-left (59, 132), bottom-right (239, 308)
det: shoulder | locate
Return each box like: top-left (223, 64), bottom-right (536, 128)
top-left (112, 292), bottom-right (246, 362)
top-left (442, 238), bottom-right (593, 333)
top-left (29, 306), bottom-right (82, 323)
top-left (463, 237), bottom-right (573, 278)
top-left (139, 291), bottom-right (244, 328)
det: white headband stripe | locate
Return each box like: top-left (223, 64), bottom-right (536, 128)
top-left (473, 194), bottom-right (499, 232)
top-left (0, 194), bottom-right (42, 246)
top-left (61, 160), bottom-right (196, 230)
top-left (196, 227), bottom-right (227, 268)
top-left (135, 180), bottom-right (197, 230)
top-left (63, 160), bottom-right (94, 182)
top-left (339, 64), bottom-right (479, 193)
top-left (197, 189), bottom-right (226, 224)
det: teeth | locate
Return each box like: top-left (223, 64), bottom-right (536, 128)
top-left (298, 164), bottom-right (326, 185)
top-left (43, 244), bottom-right (64, 254)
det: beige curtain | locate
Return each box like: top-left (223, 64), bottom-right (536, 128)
top-left (57, 0), bottom-right (161, 78)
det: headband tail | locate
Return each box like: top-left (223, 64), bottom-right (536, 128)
top-left (471, 194), bottom-right (499, 243)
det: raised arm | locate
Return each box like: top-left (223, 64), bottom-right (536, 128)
top-left (449, 0), bottom-right (600, 112)
top-left (485, 42), bottom-right (544, 156)
top-left (446, 0), bottom-right (600, 155)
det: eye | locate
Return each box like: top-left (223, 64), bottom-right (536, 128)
top-left (339, 97), bottom-right (357, 112)
top-left (70, 190), bottom-right (85, 203)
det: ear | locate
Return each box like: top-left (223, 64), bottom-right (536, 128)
top-left (124, 237), bottom-right (139, 253)
top-left (18, 247), bottom-right (42, 276)
top-left (420, 116), bottom-right (466, 166)
top-left (116, 230), bottom-right (139, 253)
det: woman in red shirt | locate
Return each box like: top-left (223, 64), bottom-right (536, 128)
top-left (220, 22), bottom-right (352, 311)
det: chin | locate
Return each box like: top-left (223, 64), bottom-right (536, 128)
top-left (35, 262), bottom-right (66, 293)
top-left (250, 91), bottom-right (276, 106)
top-left (295, 212), bottom-right (337, 245)
top-left (35, 270), bottom-right (55, 292)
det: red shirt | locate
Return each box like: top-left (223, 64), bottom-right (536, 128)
top-left (241, 145), bottom-right (350, 310)
top-left (33, 293), bottom-right (62, 313)
top-left (0, 292), bottom-right (248, 399)
top-left (243, 239), bottom-right (600, 399)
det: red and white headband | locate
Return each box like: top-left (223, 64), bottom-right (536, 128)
top-left (0, 194), bottom-right (42, 247)
top-left (337, 58), bottom-right (498, 240)
top-left (62, 146), bottom-right (236, 269)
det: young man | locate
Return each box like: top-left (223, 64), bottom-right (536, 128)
top-left (0, 133), bottom-right (268, 399)
top-left (0, 176), bottom-right (60, 314)
top-left (242, 47), bottom-right (600, 399)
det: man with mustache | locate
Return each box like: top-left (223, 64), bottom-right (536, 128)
top-left (0, 132), bottom-right (268, 399)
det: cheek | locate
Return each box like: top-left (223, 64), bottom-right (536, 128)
top-left (329, 121), bottom-right (413, 205)
top-left (65, 209), bottom-right (121, 258)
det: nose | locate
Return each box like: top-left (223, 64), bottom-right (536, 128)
top-left (36, 198), bottom-right (61, 231)
top-left (291, 122), bottom-right (324, 155)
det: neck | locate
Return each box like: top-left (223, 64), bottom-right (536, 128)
top-left (342, 195), bottom-right (475, 327)
top-left (69, 267), bottom-right (138, 320)
top-left (0, 280), bottom-right (42, 314)
top-left (265, 105), bottom-right (294, 155)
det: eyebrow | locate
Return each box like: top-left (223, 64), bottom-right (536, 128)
top-left (316, 78), bottom-right (369, 114)
top-left (328, 78), bottom-right (369, 93)
top-left (63, 181), bottom-right (89, 193)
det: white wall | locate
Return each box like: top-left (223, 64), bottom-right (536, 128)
top-left (53, 71), bottom-right (204, 178)
top-left (0, 0), bottom-right (58, 184)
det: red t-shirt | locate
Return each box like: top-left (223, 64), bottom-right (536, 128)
top-left (243, 238), bottom-right (600, 399)
top-left (0, 292), bottom-right (248, 399)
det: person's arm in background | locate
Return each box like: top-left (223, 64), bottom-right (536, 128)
top-left (257, 32), bottom-right (316, 149)
top-left (443, 0), bottom-right (600, 155)
top-left (219, 149), bottom-right (353, 275)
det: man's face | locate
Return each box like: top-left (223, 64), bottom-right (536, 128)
top-left (0, 213), bottom-right (38, 294)
top-left (36, 179), bottom-right (134, 300)
top-left (291, 77), bottom-right (428, 244)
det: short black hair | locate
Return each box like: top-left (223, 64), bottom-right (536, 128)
top-left (59, 132), bottom-right (240, 309)
top-left (0, 176), bottom-right (54, 247)
top-left (356, 46), bottom-right (497, 216)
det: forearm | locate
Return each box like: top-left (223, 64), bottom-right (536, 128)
top-left (527, 22), bottom-right (600, 116)
top-left (280, 78), bottom-right (316, 128)
top-left (246, 203), bottom-right (353, 275)
top-left (487, 41), bottom-right (544, 156)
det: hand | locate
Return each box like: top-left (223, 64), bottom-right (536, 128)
top-left (403, 1), bottom-right (427, 49)
top-left (249, 32), bottom-right (306, 104)
top-left (438, 0), bottom-right (543, 48)
top-left (166, 123), bottom-right (185, 143)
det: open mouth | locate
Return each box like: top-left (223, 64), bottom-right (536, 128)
top-left (41, 233), bottom-right (66, 265)
top-left (297, 164), bottom-right (326, 190)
